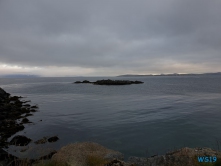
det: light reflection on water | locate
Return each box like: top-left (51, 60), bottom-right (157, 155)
top-left (1, 75), bottom-right (221, 159)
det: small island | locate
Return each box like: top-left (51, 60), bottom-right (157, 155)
top-left (74, 79), bottom-right (143, 85)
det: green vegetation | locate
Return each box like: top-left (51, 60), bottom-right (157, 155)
top-left (86, 154), bottom-right (108, 166)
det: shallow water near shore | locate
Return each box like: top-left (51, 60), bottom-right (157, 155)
top-left (1, 75), bottom-right (221, 159)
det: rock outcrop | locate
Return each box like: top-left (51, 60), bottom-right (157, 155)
top-left (128, 147), bottom-right (221, 166)
top-left (52, 144), bottom-right (221, 166)
top-left (0, 87), bottom-right (38, 148)
top-left (52, 142), bottom-right (126, 166)
top-left (48, 136), bottom-right (59, 143)
top-left (9, 135), bottom-right (32, 146)
top-left (0, 87), bottom-right (43, 165)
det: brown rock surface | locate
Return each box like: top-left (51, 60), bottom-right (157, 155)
top-left (52, 142), bottom-right (124, 166)
top-left (128, 147), bottom-right (221, 166)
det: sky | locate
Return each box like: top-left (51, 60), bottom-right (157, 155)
top-left (0, 0), bottom-right (221, 76)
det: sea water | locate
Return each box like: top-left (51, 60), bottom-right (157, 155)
top-left (1, 75), bottom-right (221, 159)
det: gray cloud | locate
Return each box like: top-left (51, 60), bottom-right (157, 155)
top-left (0, 0), bottom-right (221, 76)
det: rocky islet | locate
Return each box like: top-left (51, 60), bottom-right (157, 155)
top-left (74, 79), bottom-right (144, 85)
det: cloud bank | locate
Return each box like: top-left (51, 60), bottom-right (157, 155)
top-left (0, 0), bottom-right (221, 76)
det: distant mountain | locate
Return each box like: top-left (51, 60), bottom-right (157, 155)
top-left (202, 72), bottom-right (221, 75)
top-left (0, 74), bottom-right (40, 78)
top-left (117, 72), bottom-right (221, 77)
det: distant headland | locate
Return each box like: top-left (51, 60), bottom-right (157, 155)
top-left (117, 72), bottom-right (221, 77)
top-left (0, 74), bottom-right (40, 78)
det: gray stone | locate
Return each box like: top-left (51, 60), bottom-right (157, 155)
top-left (104, 152), bottom-right (124, 160)
top-left (128, 156), bottom-right (148, 166)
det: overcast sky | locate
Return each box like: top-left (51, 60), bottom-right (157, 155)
top-left (0, 0), bottom-right (221, 76)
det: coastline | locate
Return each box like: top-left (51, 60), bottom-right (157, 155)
top-left (0, 87), bottom-right (39, 148)
top-left (0, 87), bottom-right (59, 165)
top-left (1, 87), bottom-right (221, 166)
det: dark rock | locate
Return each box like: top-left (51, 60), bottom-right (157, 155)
top-left (9, 96), bottom-right (20, 101)
top-left (34, 137), bottom-right (48, 144)
top-left (0, 87), bottom-right (38, 149)
top-left (82, 80), bottom-right (91, 83)
top-left (31, 105), bottom-right (38, 109)
top-left (74, 79), bottom-right (144, 85)
top-left (0, 88), bottom-right (7, 99)
top-left (20, 107), bottom-right (30, 113)
top-left (0, 148), bottom-right (18, 166)
top-left (11, 111), bottom-right (21, 117)
top-left (0, 148), bottom-right (8, 160)
top-left (24, 113), bottom-right (33, 117)
top-left (15, 100), bottom-right (23, 107)
top-left (0, 115), bottom-right (6, 120)
top-left (94, 79), bottom-right (144, 85)
top-left (74, 80), bottom-right (93, 84)
top-left (23, 104), bottom-right (31, 107)
top-left (48, 136), bottom-right (59, 143)
top-left (11, 158), bottom-right (33, 166)
top-left (21, 100), bottom-right (31, 103)
top-left (10, 135), bottom-right (32, 146)
top-left (21, 118), bottom-right (30, 123)
top-left (133, 80), bottom-right (143, 84)
top-left (16, 125), bottom-right (25, 131)
top-left (20, 148), bottom-right (28, 152)
top-left (30, 109), bottom-right (37, 112)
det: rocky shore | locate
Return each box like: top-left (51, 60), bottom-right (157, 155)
top-left (45, 142), bottom-right (221, 166)
top-left (0, 87), bottom-right (39, 148)
top-left (74, 79), bottom-right (143, 85)
top-left (0, 87), bottom-right (58, 165)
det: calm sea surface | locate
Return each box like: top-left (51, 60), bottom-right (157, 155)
top-left (1, 75), bottom-right (221, 159)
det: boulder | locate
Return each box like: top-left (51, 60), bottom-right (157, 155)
top-left (34, 137), bottom-right (48, 144)
top-left (48, 136), bottom-right (59, 143)
top-left (21, 118), bottom-right (30, 123)
top-left (52, 142), bottom-right (124, 166)
top-left (10, 135), bottom-right (32, 146)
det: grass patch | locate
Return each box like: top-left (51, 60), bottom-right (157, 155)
top-left (86, 154), bottom-right (108, 166)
